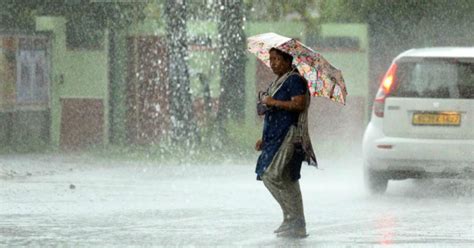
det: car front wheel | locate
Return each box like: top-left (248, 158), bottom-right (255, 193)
top-left (364, 168), bottom-right (389, 194)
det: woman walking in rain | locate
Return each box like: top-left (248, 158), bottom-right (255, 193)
top-left (255, 47), bottom-right (317, 238)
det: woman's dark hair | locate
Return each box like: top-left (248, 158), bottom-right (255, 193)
top-left (269, 48), bottom-right (293, 64)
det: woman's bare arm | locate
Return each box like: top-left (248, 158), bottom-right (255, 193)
top-left (262, 95), bottom-right (305, 112)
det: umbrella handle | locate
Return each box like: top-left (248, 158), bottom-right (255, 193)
top-left (258, 91), bottom-right (269, 101)
top-left (329, 81), bottom-right (336, 99)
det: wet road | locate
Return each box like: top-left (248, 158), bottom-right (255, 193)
top-left (1, 155), bottom-right (473, 247)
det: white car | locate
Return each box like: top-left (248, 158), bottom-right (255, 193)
top-left (362, 47), bottom-right (474, 194)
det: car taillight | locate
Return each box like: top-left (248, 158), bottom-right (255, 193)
top-left (373, 63), bottom-right (398, 117)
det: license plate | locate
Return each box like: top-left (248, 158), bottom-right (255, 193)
top-left (412, 112), bottom-right (461, 126)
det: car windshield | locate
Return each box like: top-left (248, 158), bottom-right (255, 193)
top-left (394, 59), bottom-right (474, 99)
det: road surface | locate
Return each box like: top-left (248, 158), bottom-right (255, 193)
top-left (1, 154), bottom-right (472, 247)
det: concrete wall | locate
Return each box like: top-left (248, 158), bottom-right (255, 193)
top-left (320, 23), bottom-right (369, 107)
top-left (245, 22), bottom-right (370, 122)
top-left (1, 17), bottom-right (367, 150)
top-left (125, 19), bottom-right (369, 128)
top-left (36, 17), bottom-right (109, 148)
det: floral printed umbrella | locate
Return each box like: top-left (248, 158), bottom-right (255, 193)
top-left (247, 32), bottom-right (348, 105)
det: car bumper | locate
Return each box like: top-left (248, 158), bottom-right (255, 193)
top-left (363, 122), bottom-right (474, 176)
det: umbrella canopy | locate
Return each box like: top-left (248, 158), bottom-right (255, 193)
top-left (247, 32), bottom-right (348, 105)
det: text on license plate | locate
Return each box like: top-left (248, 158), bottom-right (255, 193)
top-left (412, 112), bottom-right (461, 126)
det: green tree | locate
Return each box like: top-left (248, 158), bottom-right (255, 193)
top-left (0, 1), bottom-right (36, 31)
top-left (0, 0), bottom-right (147, 32)
top-left (244, 0), bottom-right (322, 35)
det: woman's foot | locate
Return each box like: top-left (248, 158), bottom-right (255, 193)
top-left (273, 222), bottom-right (291, 233)
top-left (276, 218), bottom-right (307, 238)
top-left (276, 227), bottom-right (308, 238)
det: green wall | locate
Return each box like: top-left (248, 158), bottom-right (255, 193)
top-left (320, 23), bottom-right (369, 97)
top-left (244, 22), bottom-right (369, 124)
top-left (36, 16), bottom-right (109, 147)
top-left (28, 17), bottom-right (368, 148)
top-left (321, 23), bottom-right (369, 51)
top-left (126, 20), bottom-right (369, 126)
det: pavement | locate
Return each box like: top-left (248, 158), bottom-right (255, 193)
top-left (1, 154), bottom-right (473, 247)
